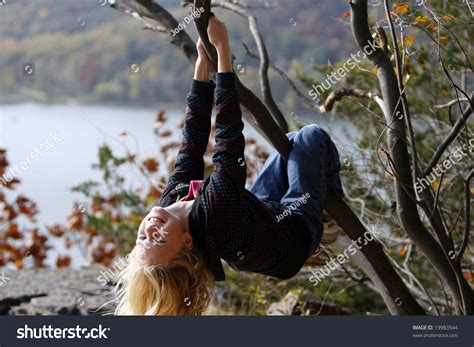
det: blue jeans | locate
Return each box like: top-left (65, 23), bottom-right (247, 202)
top-left (250, 124), bottom-right (344, 253)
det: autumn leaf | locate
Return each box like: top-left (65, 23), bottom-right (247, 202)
top-left (327, 60), bottom-right (335, 73)
top-left (14, 258), bottom-right (24, 269)
top-left (0, 148), bottom-right (9, 176)
top-left (404, 35), bottom-right (415, 47)
top-left (160, 142), bottom-right (180, 153)
top-left (88, 226), bottom-right (98, 239)
top-left (156, 109), bottom-right (166, 122)
top-left (142, 158), bottom-right (159, 172)
top-left (56, 255), bottom-right (71, 268)
top-left (415, 15), bottom-right (428, 24)
top-left (68, 214), bottom-right (83, 231)
top-left (5, 223), bottom-right (23, 240)
top-left (427, 22), bottom-right (438, 30)
top-left (91, 199), bottom-right (103, 213)
top-left (342, 11), bottom-right (350, 18)
top-left (128, 214), bottom-right (144, 225)
top-left (398, 244), bottom-right (409, 257)
top-left (158, 129), bottom-right (172, 137)
top-left (1, 177), bottom-right (21, 190)
top-left (16, 195), bottom-right (38, 219)
top-left (440, 35), bottom-right (450, 42)
top-left (91, 242), bottom-right (116, 266)
top-left (127, 154), bottom-right (137, 166)
top-left (431, 181), bottom-right (440, 190)
top-left (147, 186), bottom-right (162, 200)
top-left (47, 224), bottom-right (66, 237)
top-left (442, 14), bottom-right (455, 22)
top-left (4, 204), bottom-right (18, 221)
top-left (0, 239), bottom-right (12, 252)
top-left (393, 2), bottom-right (409, 14)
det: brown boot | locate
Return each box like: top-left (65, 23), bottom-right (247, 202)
top-left (321, 210), bottom-right (345, 245)
top-left (304, 211), bottom-right (345, 267)
top-left (304, 246), bottom-right (330, 266)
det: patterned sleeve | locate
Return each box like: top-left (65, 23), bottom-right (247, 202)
top-left (161, 80), bottom-right (214, 200)
top-left (204, 73), bottom-right (247, 228)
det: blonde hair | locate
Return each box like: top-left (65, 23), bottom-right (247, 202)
top-left (114, 246), bottom-right (215, 315)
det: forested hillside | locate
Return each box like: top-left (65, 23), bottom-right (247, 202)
top-left (0, 0), bottom-right (353, 104)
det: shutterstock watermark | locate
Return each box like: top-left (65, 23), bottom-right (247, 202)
top-left (308, 229), bottom-right (377, 286)
top-left (171, 7), bottom-right (204, 37)
top-left (97, 224), bottom-right (168, 285)
top-left (276, 193), bottom-right (311, 222)
top-left (98, 256), bottom-right (128, 286)
top-left (0, 132), bottom-right (62, 186)
top-left (0, 271), bottom-right (10, 287)
top-left (17, 325), bottom-right (110, 339)
top-left (415, 139), bottom-right (474, 194)
top-left (308, 40), bottom-right (380, 102)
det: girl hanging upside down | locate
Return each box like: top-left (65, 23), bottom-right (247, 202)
top-left (115, 14), bottom-right (344, 316)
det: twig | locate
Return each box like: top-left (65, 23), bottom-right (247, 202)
top-left (422, 103), bottom-right (473, 177)
top-left (111, 2), bottom-right (167, 33)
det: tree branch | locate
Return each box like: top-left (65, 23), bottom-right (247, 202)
top-left (326, 194), bottom-right (425, 314)
top-left (110, 2), bottom-right (167, 32)
top-left (211, 0), bottom-right (288, 132)
top-left (422, 103), bottom-right (473, 178)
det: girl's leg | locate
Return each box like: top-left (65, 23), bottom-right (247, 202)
top-left (280, 125), bottom-right (343, 252)
top-left (249, 132), bottom-right (296, 201)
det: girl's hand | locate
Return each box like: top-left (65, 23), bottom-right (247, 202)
top-left (207, 14), bottom-right (232, 73)
top-left (207, 15), bottom-right (230, 53)
top-left (194, 38), bottom-right (211, 81)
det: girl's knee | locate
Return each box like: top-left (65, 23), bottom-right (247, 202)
top-left (300, 124), bottom-right (327, 142)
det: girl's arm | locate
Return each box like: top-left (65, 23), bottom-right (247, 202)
top-left (161, 40), bottom-right (214, 199)
top-left (204, 16), bottom-right (247, 226)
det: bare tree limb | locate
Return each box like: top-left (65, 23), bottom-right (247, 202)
top-left (422, 103), bottom-right (473, 178)
top-left (333, 236), bottom-right (402, 314)
top-left (211, 0), bottom-right (288, 132)
top-left (434, 97), bottom-right (471, 109)
top-left (326, 195), bottom-right (425, 314)
top-left (110, 2), bottom-right (167, 32)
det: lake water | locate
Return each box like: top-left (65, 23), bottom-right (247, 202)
top-left (1, 103), bottom-right (182, 225)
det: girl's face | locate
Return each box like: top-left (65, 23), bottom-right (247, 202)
top-left (135, 204), bottom-right (193, 265)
